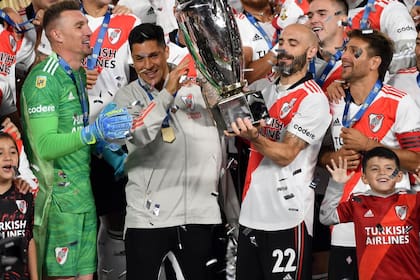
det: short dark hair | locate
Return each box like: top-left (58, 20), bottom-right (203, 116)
top-left (43, 0), bottom-right (79, 32)
top-left (362, 146), bottom-right (400, 171)
top-left (0, 131), bottom-right (19, 156)
top-left (128, 23), bottom-right (166, 51)
top-left (347, 29), bottom-right (394, 82)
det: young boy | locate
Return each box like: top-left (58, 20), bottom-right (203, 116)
top-left (0, 131), bottom-right (37, 279)
top-left (320, 147), bottom-right (420, 280)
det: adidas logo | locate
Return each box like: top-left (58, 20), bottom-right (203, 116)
top-left (68, 91), bottom-right (75, 101)
top-left (283, 273), bottom-right (293, 280)
top-left (333, 118), bottom-right (341, 126)
top-left (364, 209), bottom-right (374, 217)
top-left (252, 33), bottom-right (263, 41)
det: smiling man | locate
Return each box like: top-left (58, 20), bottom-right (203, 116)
top-left (319, 29), bottom-right (420, 280)
top-left (307, 0), bottom-right (348, 91)
top-left (227, 23), bottom-right (331, 280)
top-left (113, 23), bottom-right (223, 280)
top-left (20, 1), bottom-right (132, 279)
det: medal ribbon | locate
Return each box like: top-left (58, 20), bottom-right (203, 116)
top-left (342, 79), bottom-right (382, 128)
top-left (0, 8), bottom-right (34, 33)
top-left (59, 57), bottom-right (89, 126)
top-left (80, 5), bottom-right (111, 70)
top-left (310, 41), bottom-right (347, 85)
top-left (316, 48), bottom-right (345, 86)
top-left (244, 11), bottom-right (273, 49)
top-left (359, 0), bottom-right (376, 30)
top-left (138, 80), bottom-right (175, 128)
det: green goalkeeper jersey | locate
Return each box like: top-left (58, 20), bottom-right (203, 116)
top-left (21, 53), bottom-right (94, 221)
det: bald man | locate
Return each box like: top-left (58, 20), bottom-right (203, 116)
top-left (227, 24), bottom-right (331, 280)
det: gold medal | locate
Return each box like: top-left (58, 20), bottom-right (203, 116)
top-left (161, 126), bottom-right (176, 143)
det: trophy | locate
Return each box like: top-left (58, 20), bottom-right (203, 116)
top-left (175, 0), bottom-right (269, 131)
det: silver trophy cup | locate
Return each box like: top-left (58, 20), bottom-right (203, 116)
top-left (175, 0), bottom-right (269, 130)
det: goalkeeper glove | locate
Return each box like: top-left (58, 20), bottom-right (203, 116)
top-left (81, 103), bottom-right (132, 145)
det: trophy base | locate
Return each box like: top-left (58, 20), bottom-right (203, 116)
top-left (216, 90), bottom-right (269, 132)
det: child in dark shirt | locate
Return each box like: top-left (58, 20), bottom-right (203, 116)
top-left (0, 131), bottom-right (37, 280)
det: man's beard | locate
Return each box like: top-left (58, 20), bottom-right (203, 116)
top-left (275, 50), bottom-right (307, 77)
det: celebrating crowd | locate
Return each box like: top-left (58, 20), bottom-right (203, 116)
top-left (0, 0), bottom-right (419, 280)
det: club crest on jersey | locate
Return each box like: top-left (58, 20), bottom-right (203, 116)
top-left (395, 205), bottom-right (408, 220)
top-left (368, 114), bottom-right (383, 133)
top-left (108, 28), bottom-right (121, 45)
top-left (280, 7), bottom-right (288, 20)
top-left (181, 93), bottom-right (195, 111)
top-left (55, 247), bottom-right (69, 265)
top-left (280, 98), bottom-right (296, 118)
top-left (9, 34), bottom-right (17, 52)
top-left (16, 200), bottom-right (27, 214)
top-left (35, 76), bottom-right (47, 89)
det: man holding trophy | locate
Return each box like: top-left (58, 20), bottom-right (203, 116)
top-left (228, 23), bottom-right (331, 280)
top-left (175, 1), bottom-right (331, 279)
top-left (113, 23), bottom-right (223, 280)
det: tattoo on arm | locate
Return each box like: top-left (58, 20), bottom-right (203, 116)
top-left (284, 131), bottom-right (308, 151)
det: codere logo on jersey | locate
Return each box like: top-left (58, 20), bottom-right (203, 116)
top-left (28, 105), bottom-right (55, 114)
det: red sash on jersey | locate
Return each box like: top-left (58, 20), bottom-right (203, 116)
top-left (242, 87), bottom-right (308, 200)
top-left (338, 90), bottom-right (401, 205)
top-left (83, 15), bottom-right (136, 71)
top-left (358, 194), bottom-right (416, 279)
top-left (0, 28), bottom-right (22, 76)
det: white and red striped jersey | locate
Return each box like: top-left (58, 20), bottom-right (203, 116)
top-left (348, 0), bottom-right (416, 73)
top-left (387, 66), bottom-right (420, 109)
top-left (0, 24), bottom-right (34, 103)
top-left (84, 13), bottom-right (141, 122)
top-left (328, 84), bottom-right (420, 246)
top-left (239, 76), bottom-right (331, 233)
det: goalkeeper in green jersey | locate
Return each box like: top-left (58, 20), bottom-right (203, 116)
top-left (20, 1), bottom-right (132, 279)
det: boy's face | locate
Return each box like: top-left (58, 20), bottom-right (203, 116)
top-left (362, 156), bottom-right (403, 195)
top-left (0, 138), bottom-right (19, 183)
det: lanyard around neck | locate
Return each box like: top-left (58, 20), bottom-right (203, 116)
top-left (137, 80), bottom-right (175, 128)
top-left (80, 5), bottom-right (111, 70)
top-left (342, 80), bottom-right (382, 128)
top-left (244, 11), bottom-right (273, 49)
top-left (316, 43), bottom-right (347, 87)
top-left (59, 57), bottom-right (89, 126)
top-left (0, 9), bottom-right (34, 33)
top-left (359, 0), bottom-right (376, 30)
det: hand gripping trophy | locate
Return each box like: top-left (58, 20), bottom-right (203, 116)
top-left (175, 0), bottom-right (270, 131)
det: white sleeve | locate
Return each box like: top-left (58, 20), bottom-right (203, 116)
top-left (0, 78), bottom-right (17, 117)
top-left (15, 32), bottom-right (36, 72)
top-left (381, 1), bottom-right (417, 73)
top-left (152, 0), bottom-right (178, 35)
top-left (288, 92), bottom-right (332, 144)
top-left (18, 145), bottom-right (39, 192)
top-left (393, 94), bottom-right (420, 135)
